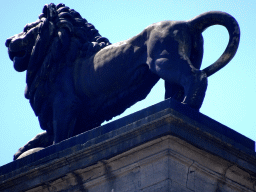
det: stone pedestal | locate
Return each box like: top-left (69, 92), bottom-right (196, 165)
top-left (1, 99), bottom-right (256, 191)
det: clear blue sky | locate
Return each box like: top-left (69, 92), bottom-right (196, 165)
top-left (1, 0), bottom-right (255, 166)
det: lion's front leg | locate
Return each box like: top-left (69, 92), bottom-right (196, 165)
top-left (52, 92), bottom-right (78, 143)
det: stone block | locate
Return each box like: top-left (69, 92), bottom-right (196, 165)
top-left (1, 99), bottom-right (256, 192)
top-left (171, 181), bottom-right (194, 192)
top-left (141, 179), bottom-right (171, 192)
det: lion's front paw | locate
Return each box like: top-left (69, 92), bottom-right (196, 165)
top-left (16, 147), bottom-right (45, 159)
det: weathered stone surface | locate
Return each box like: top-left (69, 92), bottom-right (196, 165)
top-left (0, 99), bottom-right (255, 191)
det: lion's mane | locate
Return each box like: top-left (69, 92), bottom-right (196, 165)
top-left (25, 3), bottom-right (111, 132)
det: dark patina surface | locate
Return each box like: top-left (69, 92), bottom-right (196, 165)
top-left (5, 3), bottom-right (240, 159)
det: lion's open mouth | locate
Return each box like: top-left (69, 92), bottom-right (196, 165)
top-left (8, 49), bottom-right (29, 72)
top-left (9, 50), bottom-right (27, 61)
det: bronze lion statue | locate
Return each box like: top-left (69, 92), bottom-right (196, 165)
top-left (6, 3), bottom-right (240, 159)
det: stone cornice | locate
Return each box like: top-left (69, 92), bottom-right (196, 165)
top-left (1, 99), bottom-right (255, 191)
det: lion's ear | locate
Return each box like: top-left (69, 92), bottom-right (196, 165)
top-left (42, 3), bottom-right (57, 20)
top-left (42, 5), bottom-right (48, 17)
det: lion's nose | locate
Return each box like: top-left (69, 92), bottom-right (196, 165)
top-left (5, 37), bottom-right (12, 47)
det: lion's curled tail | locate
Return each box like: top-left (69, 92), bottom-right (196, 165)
top-left (188, 11), bottom-right (240, 77)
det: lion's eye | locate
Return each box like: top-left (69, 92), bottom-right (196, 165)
top-left (23, 25), bottom-right (30, 33)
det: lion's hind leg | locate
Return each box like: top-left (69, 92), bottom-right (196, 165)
top-left (181, 70), bottom-right (208, 110)
top-left (164, 81), bottom-right (184, 102)
top-left (155, 59), bottom-right (207, 110)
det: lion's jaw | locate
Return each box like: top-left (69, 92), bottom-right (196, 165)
top-left (6, 27), bottom-right (38, 72)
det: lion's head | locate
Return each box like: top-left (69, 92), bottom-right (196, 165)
top-left (6, 3), bottom-right (111, 90)
top-left (6, 3), bottom-right (111, 120)
top-left (6, 3), bottom-right (111, 134)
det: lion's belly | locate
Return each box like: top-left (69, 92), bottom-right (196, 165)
top-left (74, 43), bottom-right (147, 99)
top-left (72, 42), bottom-right (159, 124)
